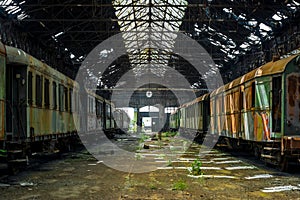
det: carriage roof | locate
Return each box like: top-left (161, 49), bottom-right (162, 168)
top-left (211, 54), bottom-right (299, 97)
top-left (5, 45), bottom-right (78, 88)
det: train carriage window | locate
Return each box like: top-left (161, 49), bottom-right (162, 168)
top-left (53, 82), bottom-right (57, 109)
top-left (240, 91), bottom-right (245, 111)
top-left (64, 87), bottom-right (69, 112)
top-left (234, 90), bottom-right (240, 112)
top-left (221, 94), bottom-right (224, 114)
top-left (199, 102), bottom-right (203, 116)
top-left (240, 88), bottom-right (244, 110)
top-left (59, 84), bottom-right (64, 111)
top-left (73, 91), bottom-right (77, 112)
top-left (87, 97), bottom-right (90, 113)
top-left (44, 78), bottom-right (50, 108)
top-left (88, 96), bottom-right (95, 114)
top-left (256, 80), bottom-right (271, 109)
top-left (93, 98), bottom-right (95, 114)
top-left (96, 99), bottom-right (99, 116)
top-left (251, 82), bottom-right (255, 108)
top-left (28, 72), bottom-right (33, 105)
top-left (36, 75), bottom-right (42, 107)
top-left (106, 104), bottom-right (111, 117)
top-left (89, 97), bottom-right (91, 113)
top-left (96, 100), bottom-right (102, 118)
top-left (89, 97), bottom-right (92, 113)
top-left (69, 89), bottom-right (73, 113)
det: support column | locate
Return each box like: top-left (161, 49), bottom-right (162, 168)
top-left (136, 107), bottom-right (142, 133)
top-left (157, 104), bottom-right (165, 132)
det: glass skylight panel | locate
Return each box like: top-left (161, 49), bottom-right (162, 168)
top-left (227, 54), bottom-right (235, 59)
top-left (233, 50), bottom-right (240, 55)
top-left (208, 26), bottom-right (216, 33)
top-left (223, 8), bottom-right (233, 13)
top-left (259, 31), bottom-right (268, 37)
top-left (259, 23), bottom-right (272, 32)
top-left (227, 41), bottom-right (236, 49)
top-left (248, 33), bottom-right (261, 42)
top-left (238, 13), bottom-right (247, 20)
top-left (1, 0), bottom-right (29, 20)
top-left (54, 32), bottom-right (64, 38)
top-left (287, 0), bottom-right (300, 10)
top-left (240, 42), bottom-right (250, 50)
top-left (113, 0), bottom-right (188, 77)
top-left (220, 48), bottom-right (228, 53)
top-left (210, 40), bottom-right (221, 47)
top-left (195, 27), bottom-right (201, 33)
top-left (272, 13), bottom-right (283, 21)
top-left (7, 6), bottom-right (19, 14)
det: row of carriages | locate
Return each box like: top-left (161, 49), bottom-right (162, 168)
top-left (0, 42), bottom-right (129, 168)
top-left (170, 54), bottom-right (300, 170)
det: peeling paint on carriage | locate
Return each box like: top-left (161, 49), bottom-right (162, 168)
top-left (286, 74), bottom-right (300, 129)
top-left (171, 54), bottom-right (300, 169)
top-left (5, 45), bottom-right (80, 140)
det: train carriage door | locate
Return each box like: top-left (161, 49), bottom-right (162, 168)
top-left (105, 103), bottom-right (111, 129)
top-left (285, 73), bottom-right (300, 135)
top-left (5, 65), bottom-right (27, 141)
top-left (272, 76), bottom-right (282, 136)
top-left (255, 78), bottom-right (271, 141)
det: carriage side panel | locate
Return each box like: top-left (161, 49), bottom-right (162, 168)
top-left (0, 44), bottom-right (5, 141)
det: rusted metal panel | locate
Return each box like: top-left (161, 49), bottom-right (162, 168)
top-left (286, 73), bottom-right (300, 135)
top-left (29, 83), bottom-right (78, 136)
top-left (282, 136), bottom-right (300, 153)
top-left (211, 85), bottom-right (225, 97)
top-left (244, 82), bottom-right (254, 110)
top-left (243, 55), bottom-right (298, 83)
top-left (225, 115), bottom-right (231, 137)
top-left (229, 76), bottom-right (244, 90)
top-left (215, 94), bottom-right (224, 134)
top-left (219, 55), bottom-right (298, 100)
top-left (209, 97), bottom-right (217, 134)
top-left (222, 86), bottom-right (240, 138)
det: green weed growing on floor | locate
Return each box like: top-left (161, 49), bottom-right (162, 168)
top-left (190, 159), bottom-right (203, 176)
top-left (161, 131), bottom-right (178, 137)
top-left (172, 179), bottom-right (187, 191)
top-left (167, 159), bottom-right (172, 167)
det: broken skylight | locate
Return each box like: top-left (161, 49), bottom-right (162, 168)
top-left (113, 0), bottom-right (188, 77)
top-left (0, 0), bottom-right (29, 20)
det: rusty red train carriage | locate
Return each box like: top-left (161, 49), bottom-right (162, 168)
top-left (170, 54), bottom-right (300, 170)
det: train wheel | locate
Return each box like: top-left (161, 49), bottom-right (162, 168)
top-left (278, 156), bottom-right (288, 172)
top-left (254, 145), bottom-right (261, 159)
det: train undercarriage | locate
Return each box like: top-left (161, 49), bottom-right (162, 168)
top-left (179, 128), bottom-right (300, 172)
top-left (0, 132), bottom-right (79, 174)
top-left (221, 135), bottom-right (300, 171)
